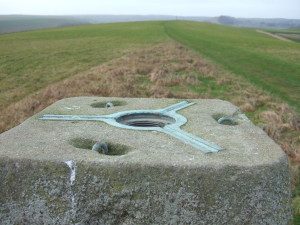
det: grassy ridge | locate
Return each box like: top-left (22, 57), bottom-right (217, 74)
top-left (2, 20), bottom-right (299, 112)
top-left (0, 21), bottom-right (169, 109)
top-left (164, 21), bottom-right (300, 113)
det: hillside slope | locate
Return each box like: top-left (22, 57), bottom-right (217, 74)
top-left (0, 15), bottom-right (88, 34)
top-left (0, 21), bottom-right (169, 110)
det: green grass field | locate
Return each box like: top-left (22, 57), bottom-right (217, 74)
top-left (164, 21), bottom-right (300, 113)
top-left (0, 21), bottom-right (169, 109)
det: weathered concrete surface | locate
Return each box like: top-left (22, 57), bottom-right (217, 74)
top-left (0, 97), bottom-right (292, 224)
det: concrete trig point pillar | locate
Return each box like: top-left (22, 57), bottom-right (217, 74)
top-left (0, 97), bottom-right (292, 224)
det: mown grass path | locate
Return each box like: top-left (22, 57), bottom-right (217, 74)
top-left (257, 30), bottom-right (293, 42)
top-left (164, 21), bottom-right (300, 113)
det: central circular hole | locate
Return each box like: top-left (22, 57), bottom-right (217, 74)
top-left (116, 113), bottom-right (175, 128)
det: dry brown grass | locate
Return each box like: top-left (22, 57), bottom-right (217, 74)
top-left (256, 105), bottom-right (300, 163)
top-left (0, 42), bottom-right (203, 132)
top-left (239, 103), bottom-right (255, 112)
top-left (1, 41), bottom-right (299, 192)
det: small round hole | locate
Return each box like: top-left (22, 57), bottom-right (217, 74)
top-left (212, 114), bottom-right (237, 126)
top-left (69, 138), bottom-right (129, 156)
top-left (217, 117), bottom-right (236, 125)
top-left (91, 101), bottom-right (126, 108)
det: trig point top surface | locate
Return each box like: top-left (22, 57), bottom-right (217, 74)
top-left (0, 97), bottom-right (286, 168)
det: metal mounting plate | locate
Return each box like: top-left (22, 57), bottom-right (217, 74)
top-left (40, 101), bottom-right (224, 153)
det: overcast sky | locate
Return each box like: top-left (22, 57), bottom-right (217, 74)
top-left (1, 0), bottom-right (299, 19)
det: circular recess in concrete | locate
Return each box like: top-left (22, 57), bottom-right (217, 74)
top-left (212, 114), bottom-right (237, 126)
top-left (69, 138), bottom-right (129, 156)
top-left (217, 117), bottom-right (237, 126)
top-left (90, 100), bottom-right (126, 108)
top-left (116, 113), bottom-right (176, 128)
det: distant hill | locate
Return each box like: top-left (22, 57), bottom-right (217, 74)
top-left (72, 15), bottom-right (300, 29)
top-left (1, 14), bottom-right (300, 34)
top-left (74, 14), bottom-right (179, 23)
top-left (213, 16), bottom-right (300, 29)
top-left (0, 15), bottom-right (87, 34)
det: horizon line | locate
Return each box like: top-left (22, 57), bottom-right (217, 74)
top-left (1, 14), bottom-right (300, 20)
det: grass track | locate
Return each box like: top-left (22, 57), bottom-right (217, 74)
top-left (164, 21), bottom-right (300, 113)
